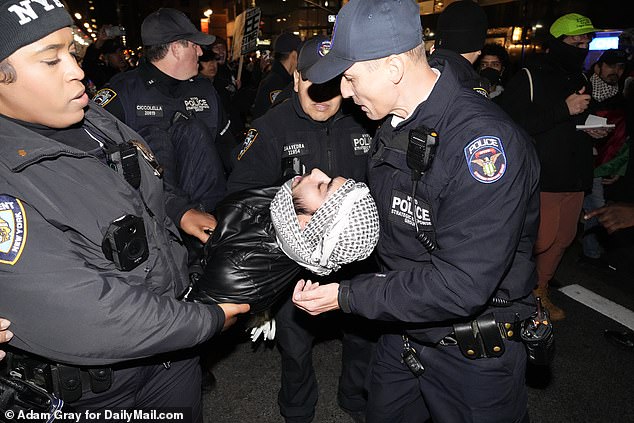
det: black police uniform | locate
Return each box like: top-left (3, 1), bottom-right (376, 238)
top-left (336, 59), bottom-right (540, 422)
top-left (227, 92), bottom-right (375, 422)
top-left (94, 60), bottom-right (227, 220)
top-left (251, 60), bottom-right (294, 120)
top-left (0, 104), bottom-right (227, 422)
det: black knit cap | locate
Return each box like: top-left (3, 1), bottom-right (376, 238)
top-left (435, 0), bottom-right (488, 54)
top-left (0, 0), bottom-right (72, 62)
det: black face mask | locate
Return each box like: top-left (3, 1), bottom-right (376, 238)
top-left (548, 38), bottom-right (589, 73)
top-left (479, 67), bottom-right (502, 85)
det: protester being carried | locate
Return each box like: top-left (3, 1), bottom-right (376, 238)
top-left (187, 169), bottom-right (379, 314)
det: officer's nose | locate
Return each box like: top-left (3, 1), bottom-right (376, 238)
top-left (340, 78), bottom-right (353, 99)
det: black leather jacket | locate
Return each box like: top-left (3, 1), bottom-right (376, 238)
top-left (190, 187), bottom-right (299, 313)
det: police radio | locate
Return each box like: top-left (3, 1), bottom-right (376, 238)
top-left (282, 157), bottom-right (305, 179)
top-left (406, 127), bottom-right (438, 253)
top-left (105, 142), bottom-right (142, 189)
top-left (407, 127), bottom-right (438, 181)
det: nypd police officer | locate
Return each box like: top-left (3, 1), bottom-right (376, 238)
top-left (293, 1), bottom-right (540, 422)
top-left (0, 1), bottom-right (248, 420)
top-left (228, 36), bottom-right (376, 423)
top-left (95, 8), bottom-right (228, 228)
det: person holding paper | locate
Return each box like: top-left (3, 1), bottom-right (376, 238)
top-left (497, 13), bottom-right (601, 320)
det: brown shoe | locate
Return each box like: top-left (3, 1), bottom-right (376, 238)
top-left (533, 286), bottom-right (566, 321)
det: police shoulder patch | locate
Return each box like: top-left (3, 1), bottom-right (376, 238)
top-left (464, 136), bottom-right (507, 183)
top-left (93, 88), bottom-right (117, 108)
top-left (269, 90), bottom-right (282, 104)
top-left (0, 195), bottom-right (27, 265)
top-left (237, 128), bottom-right (259, 160)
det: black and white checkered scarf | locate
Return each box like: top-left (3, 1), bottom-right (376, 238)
top-left (270, 178), bottom-right (379, 276)
top-left (591, 73), bottom-right (619, 103)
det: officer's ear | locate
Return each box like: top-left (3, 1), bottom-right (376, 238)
top-left (386, 54), bottom-right (405, 85)
top-left (293, 69), bottom-right (300, 93)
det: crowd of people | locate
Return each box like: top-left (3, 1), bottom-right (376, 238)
top-left (1, 0), bottom-right (633, 422)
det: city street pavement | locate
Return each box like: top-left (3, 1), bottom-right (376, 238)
top-left (202, 240), bottom-right (634, 423)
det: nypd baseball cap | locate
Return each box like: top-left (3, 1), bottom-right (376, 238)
top-left (305, 0), bottom-right (423, 84)
top-left (273, 32), bottom-right (302, 54)
top-left (141, 8), bottom-right (215, 46)
top-left (297, 35), bottom-right (331, 73)
top-left (550, 13), bottom-right (599, 38)
top-left (0, 0), bottom-right (72, 62)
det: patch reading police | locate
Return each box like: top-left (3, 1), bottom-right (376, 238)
top-left (388, 190), bottom-right (433, 229)
top-left (93, 88), bottom-right (117, 108)
top-left (0, 195), bottom-right (27, 265)
top-left (184, 97), bottom-right (210, 112)
top-left (464, 136), bottom-right (507, 183)
top-left (282, 143), bottom-right (309, 158)
top-left (351, 133), bottom-right (372, 155)
top-left (237, 128), bottom-right (258, 160)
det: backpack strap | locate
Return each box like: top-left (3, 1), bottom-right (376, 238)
top-left (522, 67), bottom-right (534, 102)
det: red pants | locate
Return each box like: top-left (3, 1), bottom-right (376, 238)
top-left (534, 191), bottom-right (584, 288)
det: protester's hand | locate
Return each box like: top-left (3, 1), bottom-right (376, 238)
top-left (565, 86), bottom-right (591, 115)
top-left (218, 303), bottom-right (250, 331)
top-left (583, 127), bottom-right (611, 139)
top-left (180, 209), bottom-right (217, 243)
top-left (292, 279), bottom-right (340, 316)
top-left (0, 318), bottom-right (13, 360)
top-left (584, 203), bottom-right (634, 233)
top-left (601, 175), bottom-right (620, 185)
top-left (94, 24), bottom-right (115, 49)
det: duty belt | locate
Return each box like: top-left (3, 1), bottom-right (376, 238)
top-left (4, 352), bottom-right (112, 403)
top-left (407, 313), bottom-right (522, 360)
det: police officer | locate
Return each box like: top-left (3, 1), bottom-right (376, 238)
top-left (293, 1), bottom-right (540, 422)
top-left (0, 1), bottom-right (248, 420)
top-left (94, 8), bottom-right (228, 227)
top-left (227, 36), bottom-right (375, 423)
top-left (251, 32), bottom-right (302, 120)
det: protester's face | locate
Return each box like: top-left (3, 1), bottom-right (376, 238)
top-left (0, 27), bottom-right (88, 128)
top-left (340, 60), bottom-right (394, 120)
top-left (199, 59), bottom-right (218, 79)
top-left (294, 71), bottom-right (343, 122)
top-left (291, 168), bottom-right (346, 216)
top-left (212, 43), bottom-right (227, 64)
top-left (595, 62), bottom-right (625, 85)
top-left (479, 55), bottom-right (503, 72)
top-left (106, 50), bottom-right (128, 72)
top-left (562, 34), bottom-right (593, 49)
top-left (175, 40), bottom-right (202, 79)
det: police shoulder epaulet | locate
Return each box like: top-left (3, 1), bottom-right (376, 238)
top-left (93, 88), bottom-right (117, 108)
top-left (237, 128), bottom-right (259, 160)
top-left (0, 194), bottom-right (27, 265)
top-left (463, 135), bottom-right (507, 184)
